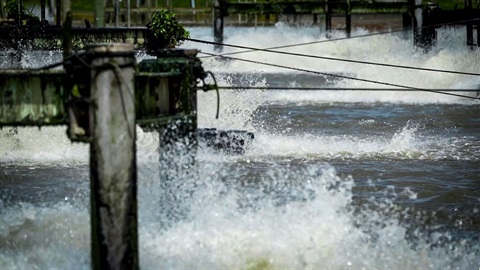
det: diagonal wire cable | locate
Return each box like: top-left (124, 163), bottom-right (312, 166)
top-left (195, 30), bottom-right (407, 57)
top-left (190, 18), bottom-right (480, 59)
top-left (200, 52), bottom-right (479, 100)
top-left (189, 37), bottom-right (480, 77)
top-left (187, 18), bottom-right (480, 77)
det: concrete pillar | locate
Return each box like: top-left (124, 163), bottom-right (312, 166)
top-left (413, 0), bottom-right (422, 29)
top-left (61, 0), bottom-right (70, 24)
top-left (95, 0), bottom-right (105, 27)
top-left (114, 0), bottom-right (119, 27)
top-left (466, 0), bottom-right (474, 47)
top-left (88, 44), bottom-right (138, 270)
top-left (412, 0), bottom-right (435, 51)
top-left (17, 0), bottom-right (22, 25)
top-left (41, 0), bottom-right (45, 22)
top-left (345, 0), bottom-right (351, 38)
top-left (213, 0), bottom-right (225, 51)
top-left (477, 14), bottom-right (480, 48)
top-left (0, 0), bottom-right (5, 19)
top-left (412, 0), bottom-right (431, 51)
top-left (402, 12), bottom-right (412, 39)
top-left (55, 0), bottom-right (60, 26)
top-left (146, 0), bottom-right (152, 23)
top-left (136, 49), bottom-right (201, 227)
top-left (325, 0), bottom-right (332, 36)
top-left (127, 0), bottom-right (131, 27)
top-left (62, 11), bottom-right (72, 59)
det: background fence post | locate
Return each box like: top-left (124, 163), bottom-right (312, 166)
top-left (213, 0), bottom-right (226, 51)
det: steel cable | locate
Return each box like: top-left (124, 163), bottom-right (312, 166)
top-left (200, 52), bottom-right (480, 100)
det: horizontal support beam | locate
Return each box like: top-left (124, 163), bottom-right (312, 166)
top-left (105, 7), bottom-right (212, 14)
top-left (226, 1), bottom-right (409, 15)
top-left (0, 69), bottom-right (67, 126)
top-left (0, 26), bottom-right (149, 50)
top-left (0, 66), bottom-right (193, 127)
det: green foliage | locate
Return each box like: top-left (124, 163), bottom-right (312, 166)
top-left (5, 0), bottom-right (40, 24)
top-left (146, 10), bottom-right (190, 49)
top-left (5, 0), bottom-right (27, 19)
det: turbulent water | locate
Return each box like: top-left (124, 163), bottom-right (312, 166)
top-left (1, 25), bottom-right (479, 269)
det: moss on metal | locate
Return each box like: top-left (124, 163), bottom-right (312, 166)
top-left (0, 69), bottom-right (67, 126)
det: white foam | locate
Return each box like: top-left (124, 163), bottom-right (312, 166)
top-left (186, 26), bottom-right (480, 105)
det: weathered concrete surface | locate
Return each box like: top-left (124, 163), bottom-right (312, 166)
top-left (0, 69), bottom-right (67, 126)
top-left (88, 44), bottom-right (138, 270)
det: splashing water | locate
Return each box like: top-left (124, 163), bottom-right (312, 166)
top-left (1, 25), bottom-right (480, 269)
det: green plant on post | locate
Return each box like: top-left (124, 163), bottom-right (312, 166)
top-left (146, 10), bottom-right (190, 51)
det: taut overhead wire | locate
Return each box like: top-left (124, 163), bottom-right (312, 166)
top-left (199, 52), bottom-right (480, 100)
top-left (189, 18), bottom-right (480, 59)
top-left (216, 86), bottom-right (480, 92)
top-left (188, 37), bottom-right (480, 77)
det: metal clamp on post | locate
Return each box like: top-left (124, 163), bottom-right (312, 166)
top-left (64, 52), bottom-right (92, 142)
top-left (64, 48), bottom-right (136, 142)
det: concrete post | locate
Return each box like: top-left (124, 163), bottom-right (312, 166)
top-left (146, 0), bottom-right (152, 24)
top-left (56, 0), bottom-right (60, 26)
top-left (477, 14), bottom-right (480, 48)
top-left (88, 44), bottom-right (138, 270)
top-left (402, 12), bottom-right (412, 39)
top-left (115, 0), bottom-right (119, 27)
top-left (345, 0), bottom-right (351, 38)
top-left (466, 0), bottom-right (474, 47)
top-left (62, 11), bottom-right (72, 59)
top-left (412, 0), bottom-right (423, 47)
top-left (213, 0), bottom-right (225, 51)
top-left (61, 0), bottom-right (70, 24)
top-left (325, 0), bottom-right (332, 36)
top-left (136, 49), bottom-right (202, 227)
top-left (17, 0), bottom-right (22, 26)
top-left (95, 0), bottom-right (105, 27)
top-left (41, 0), bottom-right (45, 22)
top-left (127, 0), bottom-right (131, 27)
top-left (0, 0), bottom-right (4, 19)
